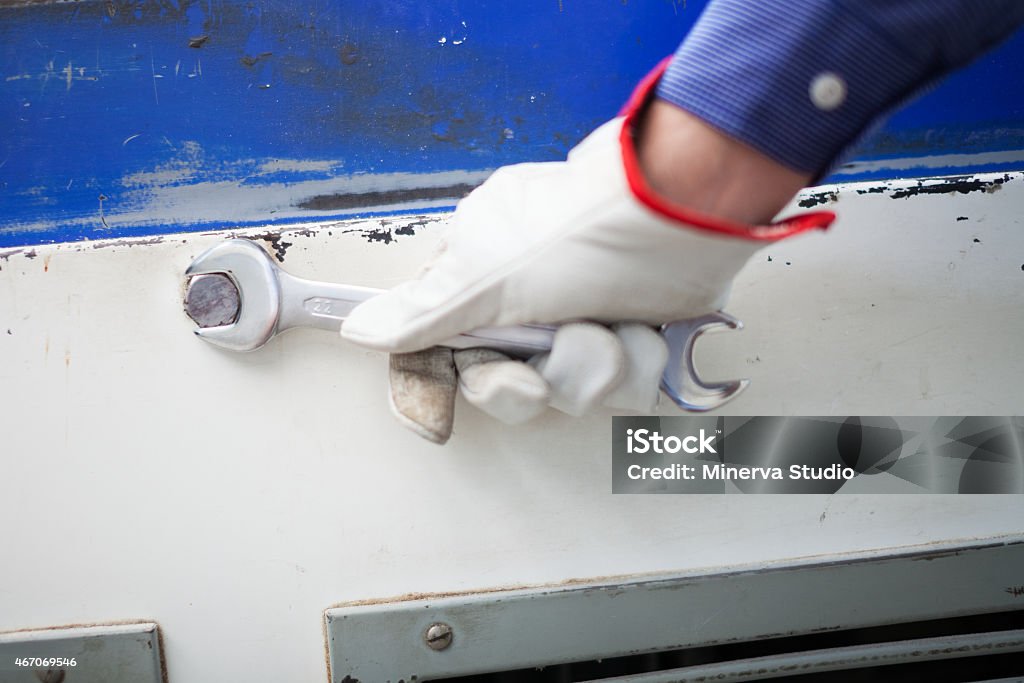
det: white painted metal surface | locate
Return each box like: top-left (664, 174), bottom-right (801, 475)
top-left (1, 173), bottom-right (1023, 682)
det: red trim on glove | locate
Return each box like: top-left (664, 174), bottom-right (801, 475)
top-left (619, 58), bottom-right (835, 242)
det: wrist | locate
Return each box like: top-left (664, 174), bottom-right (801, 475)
top-left (636, 98), bottom-right (812, 226)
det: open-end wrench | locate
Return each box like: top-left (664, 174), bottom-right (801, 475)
top-left (184, 239), bottom-right (748, 411)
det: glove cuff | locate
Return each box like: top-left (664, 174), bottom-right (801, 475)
top-left (618, 58), bottom-right (836, 242)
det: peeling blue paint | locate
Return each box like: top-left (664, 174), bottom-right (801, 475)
top-left (1, 1), bottom-right (1023, 248)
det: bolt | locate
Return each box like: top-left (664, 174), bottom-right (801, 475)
top-left (35, 669), bottom-right (65, 683)
top-left (184, 273), bottom-right (240, 328)
top-left (424, 622), bottom-right (453, 651)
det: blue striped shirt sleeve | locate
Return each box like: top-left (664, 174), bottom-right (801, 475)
top-left (656, 0), bottom-right (1024, 175)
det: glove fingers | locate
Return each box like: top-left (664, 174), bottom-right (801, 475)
top-left (388, 348), bottom-right (457, 444)
top-left (531, 323), bottom-right (625, 417)
top-left (454, 348), bottom-right (550, 425)
top-left (602, 324), bottom-right (669, 412)
top-left (341, 251), bottom-right (505, 353)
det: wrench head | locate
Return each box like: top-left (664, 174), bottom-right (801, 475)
top-left (184, 239), bottom-right (281, 351)
top-left (660, 312), bottom-right (749, 412)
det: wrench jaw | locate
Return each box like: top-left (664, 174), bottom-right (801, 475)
top-left (659, 312), bottom-right (749, 412)
top-left (185, 239), bottom-right (282, 352)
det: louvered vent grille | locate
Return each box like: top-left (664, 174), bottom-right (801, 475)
top-left (434, 611), bottom-right (1024, 682)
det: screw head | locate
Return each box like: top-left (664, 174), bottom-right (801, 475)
top-left (35, 669), bottom-right (65, 683)
top-left (184, 273), bottom-right (240, 328)
top-left (424, 622), bottom-right (453, 651)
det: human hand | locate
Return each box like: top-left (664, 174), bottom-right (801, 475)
top-left (342, 61), bottom-right (833, 442)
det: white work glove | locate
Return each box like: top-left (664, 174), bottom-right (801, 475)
top-left (384, 322), bottom-right (669, 443)
top-left (343, 61), bottom-right (833, 443)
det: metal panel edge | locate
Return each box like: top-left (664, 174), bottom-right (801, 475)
top-left (0, 622), bottom-right (165, 683)
top-left (325, 538), bottom-right (1024, 682)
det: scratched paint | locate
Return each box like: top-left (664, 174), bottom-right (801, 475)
top-left (1, 0), bottom-right (1023, 248)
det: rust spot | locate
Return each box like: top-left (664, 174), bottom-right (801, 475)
top-left (188, 35), bottom-right (209, 48)
top-left (360, 228), bottom-right (392, 244)
top-left (34, 668), bottom-right (65, 683)
top-left (798, 190), bottom-right (838, 208)
top-left (44, 254), bottom-right (51, 272)
top-left (257, 234), bottom-right (292, 262)
top-left (64, 352), bottom-right (70, 368)
top-left (890, 174), bottom-right (1012, 199)
top-left (156, 624), bottom-right (169, 683)
top-left (328, 569), bottom-right (670, 611)
top-left (327, 218), bottom-right (431, 245)
top-left (0, 621), bottom-right (158, 637)
top-left (339, 43), bottom-right (360, 65)
top-left (98, 194), bottom-right (109, 229)
top-left (240, 52), bottom-right (273, 68)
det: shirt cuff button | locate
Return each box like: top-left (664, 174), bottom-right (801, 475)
top-left (809, 72), bottom-right (847, 111)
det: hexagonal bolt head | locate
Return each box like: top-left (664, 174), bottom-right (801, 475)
top-left (185, 273), bottom-right (240, 328)
top-left (424, 622), bottom-right (454, 651)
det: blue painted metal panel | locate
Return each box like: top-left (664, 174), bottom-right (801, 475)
top-left (1, 1), bottom-right (1023, 248)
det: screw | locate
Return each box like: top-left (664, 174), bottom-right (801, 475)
top-left (35, 669), bottom-right (65, 683)
top-left (184, 273), bottom-right (240, 328)
top-left (424, 622), bottom-right (453, 651)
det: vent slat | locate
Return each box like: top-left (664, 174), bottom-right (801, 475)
top-left (579, 629), bottom-right (1024, 683)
